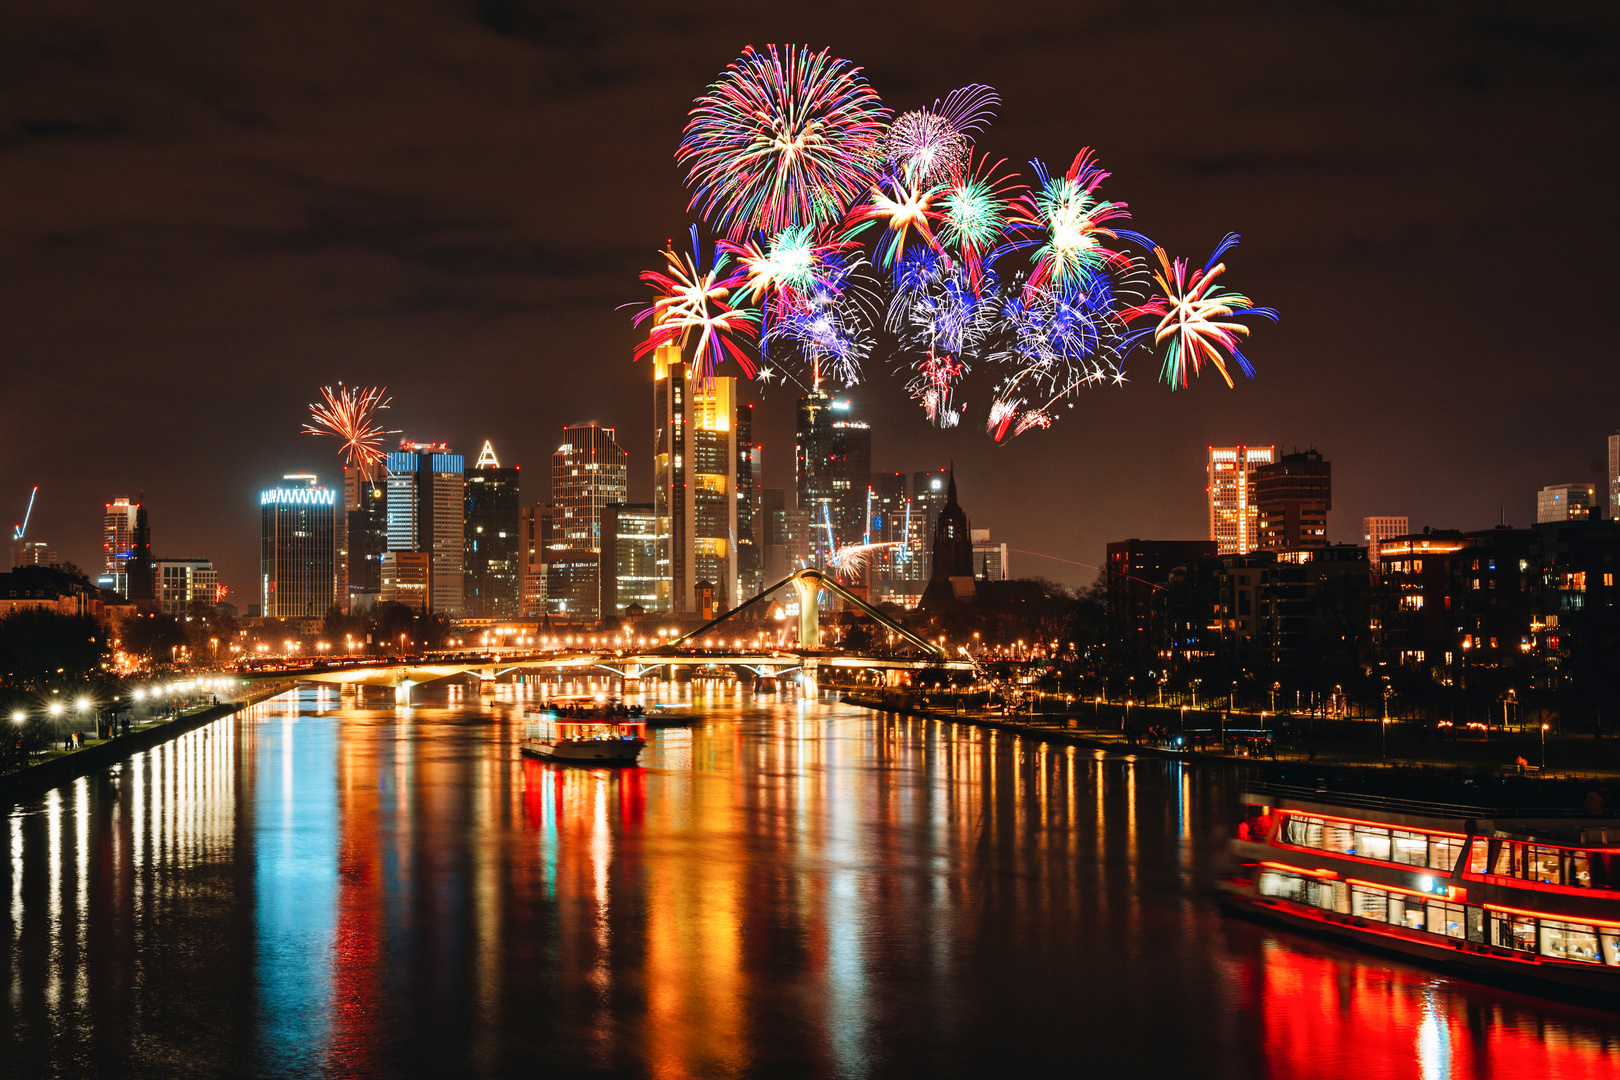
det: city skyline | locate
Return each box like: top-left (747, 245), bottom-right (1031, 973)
top-left (2, 6), bottom-right (1615, 605)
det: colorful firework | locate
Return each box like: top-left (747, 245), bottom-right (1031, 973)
top-left (1008, 149), bottom-right (1132, 297)
top-left (767, 251), bottom-right (880, 387)
top-left (632, 226), bottom-right (761, 383)
top-left (907, 351), bottom-right (968, 428)
top-left (938, 154), bottom-right (1022, 288)
top-left (303, 384), bottom-right (397, 481)
top-left (885, 84), bottom-right (1000, 187)
top-left (827, 541), bottom-right (902, 579)
top-left (1122, 233), bottom-right (1278, 389)
top-left (888, 248), bottom-right (996, 359)
top-left (679, 45), bottom-right (890, 239)
top-left (851, 170), bottom-right (945, 271)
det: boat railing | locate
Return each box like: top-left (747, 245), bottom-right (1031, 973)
top-left (1244, 782), bottom-right (1620, 820)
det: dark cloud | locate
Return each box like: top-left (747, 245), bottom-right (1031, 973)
top-left (0, 0), bottom-right (1617, 599)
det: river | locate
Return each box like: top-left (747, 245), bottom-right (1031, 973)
top-left (6, 680), bottom-right (1620, 1078)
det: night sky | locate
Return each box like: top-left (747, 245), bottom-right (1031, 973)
top-left (2, 2), bottom-right (1616, 600)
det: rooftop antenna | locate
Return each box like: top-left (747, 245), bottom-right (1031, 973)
top-left (12, 485), bottom-right (37, 541)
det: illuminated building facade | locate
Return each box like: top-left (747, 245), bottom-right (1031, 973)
top-left (346, 480), bottom-right (387, 606)
top-left (1537, 483), bottom-right (1595, 524)
top-left (969, 530), bottom-right (1008, 582)
top-left (910, 470), bottom-right (949, 582)
top-left (546, 424), bottom-right (627, 622)
top-left (102, 497), bottom-right (139, 596)
top-left (795, 390), bottom-right (870, 557)
top-left (1362, 516), bottom-right (1409, 572)
top-left (154, 558), bottom-right (219, 615)
top-left (737, 407), bottom-right (761, 600)
top-left (1253, 449), bottom-right (1332, 551)
top-left (260, 476), bottom-right (337, 618)
top-left (380, 551), bottom-right (431, 612)
top-left (1208, 445), bottom-right (1275, 555)
top-left (654, 338), bottom-right (739, 615)
top-left (601, 503), bottom-right (663, 620)
top-left (385, 443), bottom-right (465, 617)
top-left (1611, 434), bottom-right (1619, 521)
top-left (518, 504), bottom-right (554, 617)
top-left (12, 540), bottom-right (58, 570)
top-left (464, 440), bottom-right (522, 618)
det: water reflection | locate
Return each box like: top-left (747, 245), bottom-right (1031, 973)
top-left (2, 680), bottom-right (1620, 1078)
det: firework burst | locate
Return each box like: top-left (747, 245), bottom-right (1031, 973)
top-left (1121, 233), bottom-right (1277, 389)
top-left (679, 44), bottom-right (890, 239)
top-left (939, 154), bottom-right (1022, 289)
top-left (304, 384), bottom-right (398, 481)
top-left (885, 84), bottom-right (1000, 187)
top-left (633, 226), bottom-right (761, 383)
top-left (1009, 150), bottom-right (1132, 298)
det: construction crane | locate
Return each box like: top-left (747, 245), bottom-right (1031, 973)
top-left (12, 485), bottom-right (37, 542)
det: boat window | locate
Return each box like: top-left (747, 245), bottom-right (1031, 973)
top-left (1258, 870), bottom-right (1304, 902)
top-left (1350, 884), bottom-right (1388, 922)
top-left (1392, 830), bottom-right (1428, 866)
top-left (1320, 821), bottom-right (1355, 854)
top-left (1428, 836), bottom-right (1463, 872)
top-left (1284, 816), bottom-right (1324, 849)
top-left (1541, 919), bottom-right (1602, 964)
top-left (1600, 929), bottom-right (1620, 967)
top-left (1389, 896), bottom-right (1426, 931)
top-left (1571, 851), bottom-right (1592, 888)
top-left (1467, 839), bottom-right (1490, 874)
top-left (1352, 825), bottom-right (1391, 862)
top-left (1490, 911), bottom-right (1537, 952)
top-left (1425, 901), bottom-right (1466, 939)
top-left (1529, 846), bottom-right (1563, 885)
top-left (1489, 841), bottom-right (1515, 877)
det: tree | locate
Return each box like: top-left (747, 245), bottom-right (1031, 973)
top-left (0, 610), bottom-right (109, 690)
top-left (119, 613), bottom-right (189, 667)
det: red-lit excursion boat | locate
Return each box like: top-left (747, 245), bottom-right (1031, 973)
top-left (1221, 783), bottom-right (1620, 995)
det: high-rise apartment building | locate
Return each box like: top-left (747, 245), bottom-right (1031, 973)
top-left (379, 551), bottom-right (431, 612)
top-left (154, 558), bottom-right (219, 615)
top-left (1362, 516), bottom-right (1410, 571)
top-left (464, 440), bottom-right (522, 618)
top-left (346, 480), bottom-right (387, 605)
top-left (796, 390), bottom-right (870, 556)
top-left (653, 338), bottom-right (740, 615)
top-left (1537, 483), bottom-right (1596, 524)
top-left (385, 443), bottom-right (465, 616)
top-left (601, 503), bottom-right (663, 620)
top-left (1253, 449), bottom-right (1332, 551)
top-left (102, 498), bottom-right (139, 596)
top-left (260, 476), bottom-right (336, 618)
top-left (12, 540), bottom-right (58, 570)
top-left (1208, 445), bottom-right (1275, 555)
top-left (910, 470), bottom-right (950, 582)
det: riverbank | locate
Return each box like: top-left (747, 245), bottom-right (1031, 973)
top-left (0, 681), bottom-right (296, 805)
top-left (842, 688), bottom-right (1620, 808)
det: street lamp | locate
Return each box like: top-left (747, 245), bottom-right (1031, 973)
top-left (1542, 722), bottom-right (1549, 771)
top-left (10, 710), bottom-right (24, 724)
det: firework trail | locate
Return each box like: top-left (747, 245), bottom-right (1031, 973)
top-left (633, 226), bottom-right (761, 382)
top-left (827, 541), bottom-right (903, 580)
top-left (767, 250), bottom-right (881, 387)
top-left (1121, 233), bottom-right (1278, 389)
top-left (679, 44), bottom-right (890, 240)
top-left (304, 385), bottom-right (398, 481)
top-left (938, 153), bottom-right (1022, 289)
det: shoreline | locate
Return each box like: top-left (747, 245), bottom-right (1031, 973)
top-left (0, 681), bottom-right (296, 806)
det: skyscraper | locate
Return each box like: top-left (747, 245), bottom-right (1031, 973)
top-left (1253, 449), bottom-right (1332, 551)
top-left (128, 505), bottom-right (153, 601)
top-left (910, 470), bottom-right (950, 584)
top-left (736, 405), bottom-right (762, 600)
top-left (385, 443), bottom-right (465, 616)
top-left (1537, 483), bottom-right (1596, 523)
top-left (346, 480), bottom-right (387, 606)
top-left (795, 390), bottom-right (870, 557)
top-left (260, 476), bottom-right (336, 618)
top-left (601, 503), bottom-right (663, 620)
top-left (464, 440), bottom-right (522, 618)
top-left (102, 497), bottom-right (138, 596)
top-left (517, 505), bottom-right (553, 617)
top-left (920, 471), bottom-right (974, 610)
top-left (654, 337), bottom-right (740, 615)
top-left (1208, 445), bottom-right (1275, 555)
top-left (154, 558), bottom-right (218, 615)
top-left (549, 424), bottom-right (627, 621)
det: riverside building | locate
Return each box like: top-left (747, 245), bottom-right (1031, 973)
top-left (1209, 445), bottom-right (1276, 555)
top-left (260, 475), bottom-right (337, 619)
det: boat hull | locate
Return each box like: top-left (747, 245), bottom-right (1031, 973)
top-left (520, 738), bottom-right (644, 765)
top-left (1219, 877), bottom-right (1620, 999)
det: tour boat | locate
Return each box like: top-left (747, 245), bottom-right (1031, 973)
top-left (520, 706), bottom-right (646, 765)
top-left (1221, 783), bottom-right (1620, 995)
